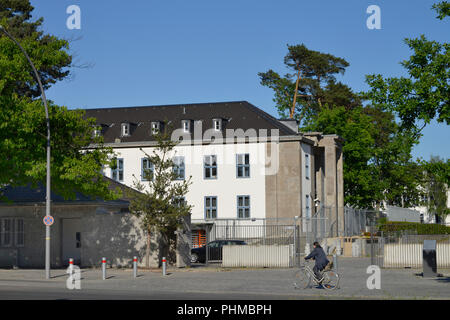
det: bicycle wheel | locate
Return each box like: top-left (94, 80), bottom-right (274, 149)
top-left (322, 270), bottom-right (339, 290)
top-left (293, 269), bottom-right (311, 289)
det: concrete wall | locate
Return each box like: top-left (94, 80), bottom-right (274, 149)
top-left (265, 141), bottom-right (302, 220)
top-left (0, 204), bottom-right (164, 268)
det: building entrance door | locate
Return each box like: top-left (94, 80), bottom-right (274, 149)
top-left (62, 218), bottom-right (81, 265)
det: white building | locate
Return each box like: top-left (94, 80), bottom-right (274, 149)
top-left (85, 101), bottom-right (345, 245)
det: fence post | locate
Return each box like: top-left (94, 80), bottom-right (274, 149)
top-left (133, 256), bottom-right (137, 278)
top-left (102, 257), bottom-right (106, 280)
top-left (370, 224), bottom-right (375, 266)
top-left (205, 225), bottom-right (210, 267)
top-left (293, 216), bottom-right (298, 267)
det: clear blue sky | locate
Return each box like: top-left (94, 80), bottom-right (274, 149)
top-left (30, 0), bottom-right (449, 161)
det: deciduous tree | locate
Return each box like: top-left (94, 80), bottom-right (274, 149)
top-left (127, 128), bottom-right (192, 267)
top-left (0, 1), bottom-right (118, 201)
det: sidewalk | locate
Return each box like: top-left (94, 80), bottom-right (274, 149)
top-left (0, 258), bottom-right (449, 299)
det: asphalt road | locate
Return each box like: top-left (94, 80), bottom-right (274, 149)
top-left (0, 258), bottom-right (449, 300)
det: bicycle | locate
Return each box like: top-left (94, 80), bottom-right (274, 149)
top-left (293, 259), bottom-right (340, 291)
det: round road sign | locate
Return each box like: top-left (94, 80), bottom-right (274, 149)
top-left (43, 215), bottom-right (54, 226)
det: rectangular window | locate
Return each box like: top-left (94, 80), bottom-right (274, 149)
top-left (305, 154), bottom-right (310, 180)
top-left (151, 122), bottom-right (160, 135)
top-left (236, 154), bottom-right (250, 178)
top-left (1, 218), bottom-right (12, 247)
top-left (305, 195), bottom-right (311, 218)
top-left (237, 196), bottom-right (250, 219)
top-left (93, 127), bottom-right (101, 138)
top-left (76, 232), bottom-right (81, 248)
top-left (205, 196), bottom-right (217, 219)
top-left (121, 123), bottom-right (130, 136)
top-left (182, 120), bottom-right (190, 133)
top-left (111, 158), bottom-right (124, 182)
top-left (213, 119), bottom-right (222, 131)
top-left (204, 155), bottom-right (217, 179)
top-left (173, 156), bottom-right (185, 180)
top-left (141, 158), bottom-right (154, 181)
top-left (174, 197), bottom-right (186, 208)
top-left (15, 219), bottom-right (24, 247)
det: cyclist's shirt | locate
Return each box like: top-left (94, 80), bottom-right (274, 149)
top-left (305, 246), bottom-right (329, 270)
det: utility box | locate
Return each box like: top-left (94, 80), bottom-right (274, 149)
top-left (423, 240), bottom-right (437, 277)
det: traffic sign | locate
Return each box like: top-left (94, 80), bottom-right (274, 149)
top-left (43, 215), bottom-right (54, 226)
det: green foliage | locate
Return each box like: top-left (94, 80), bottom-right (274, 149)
top-left (379, 221), bottom-right (450, 235)
top-left (127, 126), bottom-right (193, 266)
top-left (0, 94), bottom-right (119, 200)
top-left (0, 0), bottom-right (72, 98)
top-left (0, 1), bottom-right (118, 201)
top-left (420, 156), bottom-right (450, 222)
top-left (258, 43), bottom-right (354, 125)
top-left (260, 43), bottom-right (424, 209)
top-left (303, 106), bottom-right (377, 207)
top-left (365, 35), bottom-right (449, 130)
top-left (432, 1), bottom-right (450, 19)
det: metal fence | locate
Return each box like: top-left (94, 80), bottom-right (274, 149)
top-left (344, 206), bottom-right (381, 237)
top-left (369, 224), bottom-right (450, 268)
top-left (191, 207), bottom-right (335, 267)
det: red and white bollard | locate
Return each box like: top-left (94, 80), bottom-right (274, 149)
top-left (69, 258), bottom-right (74, 274)
top-left (133, 256), bottom-right (138, 278)
top-left (102, 257), bottom-right (106, 280)
top-left (162, 257), bottom-right (167, 276)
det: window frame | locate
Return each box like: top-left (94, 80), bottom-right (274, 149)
top-left (93, 126), bottom-right (101, 138)
top-left (236, 153), bottom-right (250, 178)
top-left (182, 120), bottom-right (190, 133)
top-left (141, 158), bottom-right (154, 181)
top-left (204, 196), bottom-right (218, 220)
top-left (174, 196), bottom-right (186, 208)
top-left (212, 118), bottom-right (222, 131)
top-left (121, 123), bottom-right (130, 137)
top-left (173, 156), bottom-right (185, 180)
top-left (15, 218), bottom-right (24, 247)
top-left (237, 195), bottom-right (251, 219)
top-left (305, 194), bottom-right (311, 218)
top-left (0, 218), bottom-right (13, 247)
top-left (204, 155), bottom-right (218, 180)
top-left (151, 121), bottom-right (160, 135)
top-left (111, 158), bottom-right (124, 182)
top-left (305, 153), bottom-right (310, 180)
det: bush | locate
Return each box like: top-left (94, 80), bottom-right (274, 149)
top-left (378, 222), bottom-right (450, 235)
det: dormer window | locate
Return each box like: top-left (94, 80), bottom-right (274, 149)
top-left (151, 121), bottom-right (161, 135)
top-left (181, 120), bottom-right (191, 133)
top-left (92, 126), bottom-right (101, 138)
top-left (121, 123), bottom-right (130, 137)
top-left (212, 118), bottom-right (222, 131)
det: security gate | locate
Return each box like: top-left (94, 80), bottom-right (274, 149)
top-left (192, 216), bottom-right (330, 268)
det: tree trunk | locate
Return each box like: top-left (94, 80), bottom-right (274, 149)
top-left (290, 65), bottom-right (302, 119)
top-left (145, 228), bottom-right (151, 268)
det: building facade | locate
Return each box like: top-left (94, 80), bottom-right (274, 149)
top-left (84, 101), bottom-right (345, 242)
top-left (0, 101), bottom-right (344, 268)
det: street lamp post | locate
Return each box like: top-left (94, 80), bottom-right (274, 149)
top-left (0, 25), bottom-right (52, 279)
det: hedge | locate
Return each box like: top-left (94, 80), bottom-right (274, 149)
top-left (378, 221), bottom-right (450, 235)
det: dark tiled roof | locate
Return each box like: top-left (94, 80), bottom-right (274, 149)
top-left (83, 101), bottom-right (298, 143)
top-left (0, 177), bottom-right (136, 205)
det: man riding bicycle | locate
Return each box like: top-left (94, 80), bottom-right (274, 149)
top-left (304, 241), bottom-right (329, 282)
